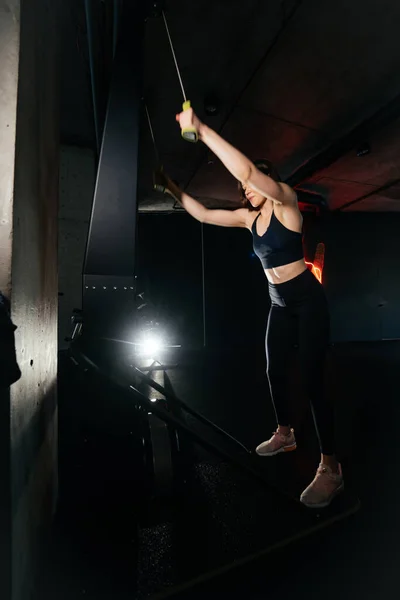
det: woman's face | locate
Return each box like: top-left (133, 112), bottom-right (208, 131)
top-left (242, 182), bottom-right (266, 209)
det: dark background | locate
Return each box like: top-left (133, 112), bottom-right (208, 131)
top-left (137, 212), bottom-right (400, 349)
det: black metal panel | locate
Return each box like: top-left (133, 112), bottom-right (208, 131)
top-left (82, 0), bottom-right (145, 341)
top-left (82, 274), bottom-right (137, 341)
top-left (84, 0), bottom-right (144, 278)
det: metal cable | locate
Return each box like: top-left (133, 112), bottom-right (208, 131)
top-left (183, 0), bottom-right (304, 191)
top-left (145, 103), bottom-right (160, 164)
top-left (162, 11), bottom-right (187, 102)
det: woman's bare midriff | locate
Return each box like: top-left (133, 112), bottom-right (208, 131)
top-left (264, 258), bottom-right (307, 284)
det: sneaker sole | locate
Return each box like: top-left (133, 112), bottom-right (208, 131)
top-left (300, 482), bottom-right (345, 509)
top-left (256, 443), bottom-right (297, 457)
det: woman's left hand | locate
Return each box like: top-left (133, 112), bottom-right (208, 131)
top-left (176, 106), bottom-right (203, 135)
top-left (153, 167), bottom-right (170, 194)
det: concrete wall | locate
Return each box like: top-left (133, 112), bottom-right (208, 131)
top-left (0, 1), bottom-right (19, 294)
top-left (0, 3), bottom-right (22, 598)
top-left (0, 1), bottom-right (59, 598)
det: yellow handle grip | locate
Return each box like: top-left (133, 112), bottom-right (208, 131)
top-left (181, 100), bottom-right (198, 143)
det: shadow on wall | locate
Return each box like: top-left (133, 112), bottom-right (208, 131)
top-left (11, 378), bottom-right (58, 518)
top-left (12, 378), bottom-right (58, 600)
top-left (58, 146), bottom-right (96, 351)
top-left (0, 332), bottom-right (57, 600)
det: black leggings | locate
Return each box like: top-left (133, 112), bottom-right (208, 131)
top-left (266, 268), bottom-right (334, 455)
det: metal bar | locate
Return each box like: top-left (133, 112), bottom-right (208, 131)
top-left (130, 386), bottom-right (264, 478)
top-left (296, 190), bottom-right (327, 208)
top-left (82, 0), bottom-right (144, 340)
top-left (140, 363), bottom-right (179, 372)
top-left (126, 383), bottom-right (298, 502)
top-left (112, 0), bottom-right (121, 59)
top-left (84, 0), bottom-right (100, 153)
top-left (69, 346), bottom-right (304, 506)
top-left (201, 222), bottom-right (206, 348)
top-left (84, 0), bottom-right (144, 278)
top-left (132, 366), bottom-right (251, 454)
top-left (145, 103), bottom-right (160, 164)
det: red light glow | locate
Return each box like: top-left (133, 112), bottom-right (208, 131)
top-left (305, 261), bottom-right (322, 283)
top-left (306, 242), bottom-right (325, 284)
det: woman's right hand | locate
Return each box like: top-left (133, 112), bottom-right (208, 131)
top-left (175, 106), bottom-right (203, 138)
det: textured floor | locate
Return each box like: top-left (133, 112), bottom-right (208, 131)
top-left (35, 341), bottom-right (398, 599)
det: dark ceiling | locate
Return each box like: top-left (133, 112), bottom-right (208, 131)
top-left (61, 0), bottom-right (400, 212)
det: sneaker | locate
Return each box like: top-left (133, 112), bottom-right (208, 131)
top-left (255, 429), bottom-right (297, 457)
top-left (300, 463), bottom-right (344, 508)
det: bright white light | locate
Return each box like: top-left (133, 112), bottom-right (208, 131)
top-left (138, 334), bottom-right (163, 357)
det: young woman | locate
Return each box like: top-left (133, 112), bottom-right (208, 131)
top-left (155, 107), bottom-right (344, 508)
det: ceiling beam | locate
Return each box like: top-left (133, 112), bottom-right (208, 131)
top-left (286, 91), bottom-right (400, 188)
top-left (336, 177), bottom-right (400, 212)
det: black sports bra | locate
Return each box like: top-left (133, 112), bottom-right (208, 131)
top-left (251, 211), bottom-right (304, 269)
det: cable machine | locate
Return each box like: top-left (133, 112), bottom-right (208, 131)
top-left (70, 0), bottom-right (356, 524)
top-left (72, 0), bottom-right (287, 510)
